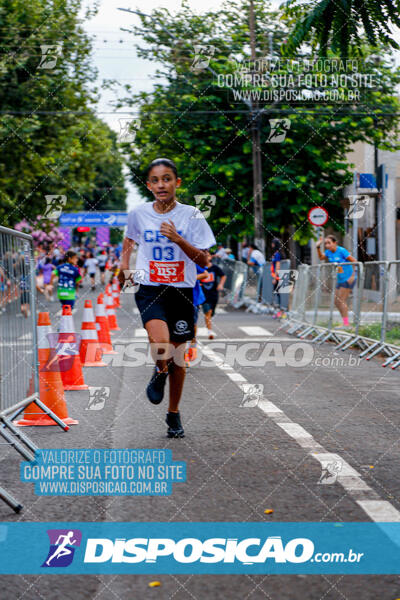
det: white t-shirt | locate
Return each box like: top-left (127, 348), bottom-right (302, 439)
top-left (249, 249), bottom-right (266, 266)
top-left (126, 201), bottom-right (216, 287)
top-left (97, 254), bottom-right (108, 267)
top-left (84, 258), bottom-right (98, 273)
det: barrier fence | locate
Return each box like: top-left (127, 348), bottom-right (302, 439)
top-left (0, 226), bottom-right (66, 512)
top-left (212, 257), bottom-right (248, 306)
top-left (282, 260), bottom-right (400, 369)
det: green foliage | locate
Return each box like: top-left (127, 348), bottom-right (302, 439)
top-left (0, 0), bottom-right (127, 227)
top-left (283, 0), bottom-right (400, 57)
top-left (119, 0), bottom-right (400, 245)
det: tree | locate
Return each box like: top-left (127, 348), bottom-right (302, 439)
top-left (283, 0), bottom-right (400, 57)
top-left (0, 0), bottom-right (127, 227)
top-left (119, 0), bottom-right (400, 246)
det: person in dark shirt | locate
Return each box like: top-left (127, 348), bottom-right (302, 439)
top-left (201, 250), bottom-right (226, 339)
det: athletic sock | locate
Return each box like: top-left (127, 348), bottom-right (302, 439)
top-left (343, 317), bottom-right (349, 326)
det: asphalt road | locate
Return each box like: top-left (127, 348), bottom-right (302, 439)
top-left (1, 278), bottom-right (400, 599)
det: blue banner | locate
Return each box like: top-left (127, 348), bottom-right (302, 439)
top-left (0, 522), bottom-right (400, 574)
top-left (59, 212), bottom-right (128, 227)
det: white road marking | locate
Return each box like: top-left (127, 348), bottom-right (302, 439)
top-left (199, 342), bottom-right (400, 523)
top-left (134, 328), bottom-right (148, 337)
top-left (278, 422), bottom-right (313, 439)
top-left (227, 372), bottom-right (247, 382)
top-left (357, 501), bottom-right (400, 522)
top-left (239, 326), bottom-right (273, 337)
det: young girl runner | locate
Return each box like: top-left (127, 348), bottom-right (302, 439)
top-left (119, 158), bottom-right (216, 438)
top-left (316, 234), bottom-right (357, 327)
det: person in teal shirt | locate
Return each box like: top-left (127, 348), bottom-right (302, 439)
top-left (51, 250), bottom-right (82, 309)
top-left (316, 235), bottom-right (357, 328)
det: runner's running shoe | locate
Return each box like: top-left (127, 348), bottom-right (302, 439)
top-left (146, 366), bottom-right (169, 405)
top-left (166, 411), bottom-right (185, 438)
top-left (188, 346), bottom-right (197, 361)
top-left (208, 329), bottom-right (216, 339)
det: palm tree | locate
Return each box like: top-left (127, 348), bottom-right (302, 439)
top-left (283, 0), bottom-right (400, 56)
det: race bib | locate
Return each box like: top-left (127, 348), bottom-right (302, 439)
top-left (149, 261), bottom-right (185, 283)
top-left (202, 271), bottom-right (214, 283)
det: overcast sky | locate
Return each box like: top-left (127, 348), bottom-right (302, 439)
top-left (81, 0), bottom-right (400, 209)
top-left (82, 0), bottom-right (282, 209)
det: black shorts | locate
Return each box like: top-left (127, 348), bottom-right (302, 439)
top-left (135, 284), bottom-right (194, 343)
top-left (202, 299), bottom-right (217, 316)
top-left (99, 266), bottom-right (106, 273)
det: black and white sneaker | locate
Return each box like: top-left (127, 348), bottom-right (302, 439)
top-left (146, 367), bottom-right (169, 405)
top-left (166, 411), bottom-right (185, 438)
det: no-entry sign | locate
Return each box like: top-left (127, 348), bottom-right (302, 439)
top-left (308, 206), bottom-right (328, 227)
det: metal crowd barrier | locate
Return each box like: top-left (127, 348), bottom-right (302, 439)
top-left (283, 259), bottom-right (400, 369)
top-left (212, 257), bottom-right (248, 306)
top-left (0, 226), bottom-right (66, 512)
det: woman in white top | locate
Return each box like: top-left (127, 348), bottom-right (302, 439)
top-left (119, 158), bottom-right (216, 438)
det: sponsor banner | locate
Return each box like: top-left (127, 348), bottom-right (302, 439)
top-left (0, 522), bottom-right (399, 574)
top-left (59, 212), bottom-right (128, 227)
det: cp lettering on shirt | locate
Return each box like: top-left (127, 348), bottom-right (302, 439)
top-left (144, 230), bottom-right (183, 243)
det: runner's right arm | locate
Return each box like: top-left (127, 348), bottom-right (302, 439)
top-left (316, 236), bottom-right (328, 262)
top-left (118, 237), bottom-right (136, 286)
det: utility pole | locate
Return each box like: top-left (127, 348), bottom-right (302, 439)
top-left (249, 0), bottom-right (265, 255)
top-left (118, 5), bottom-right (266, 254)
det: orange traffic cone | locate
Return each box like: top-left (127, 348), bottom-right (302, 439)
top-left (57, 305), bottom-right (88, 390)
top-left (112, 277), bottom-right (121, 308)
top-left (105, 285), bottom-right (120, 331)
top-left (15, 312), bottom-right (78, 426)
top-left (80, 300), bottom-right (106, 367)
top-left (95, 293), bottom-right (116, 354)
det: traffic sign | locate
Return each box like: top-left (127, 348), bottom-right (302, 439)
top-left (308, 206), bottom-right (328, 227)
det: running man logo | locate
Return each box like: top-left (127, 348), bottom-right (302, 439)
top-left (38, 44), bottom-right (63, 69)
top-left (122, 269), bottom-right (145, 293)
top-left (192, 195), bottom-right (216, 219)
top-left (43, 333), bottom-right (81, 372)
top-left (275, 270), bottom-right (298, 294)
top-left (86, 386), bottom-right (110, 411)
top-left (190, 45), bottom-right (216, 72)
top-left (318, 460), bottom-right (342, 485)
top-left (44, 195), bottom-right (67, 220)
top-left (348, 195), bottom-right (370, 219)
top-left (118, 118), bottom-right (141, 143)
top-left (267, 118), bottom-right (291, 143)
top-left (42, 529), bottom-right (82, 568)
top-left (239, 383), bottom-right (264, 407)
